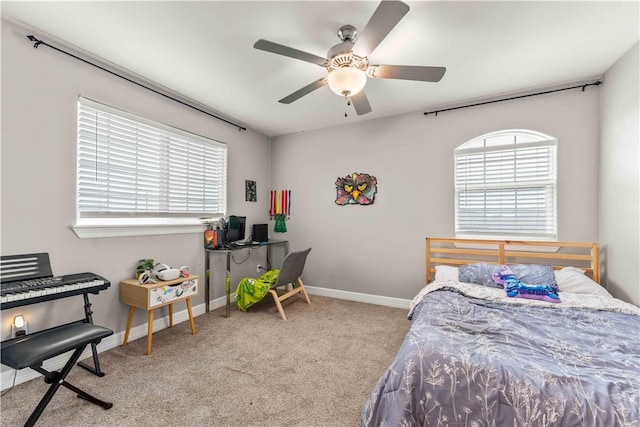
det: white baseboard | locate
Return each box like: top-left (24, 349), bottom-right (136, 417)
top-left (1, 288), bottom-right (409, 390)
top-left (305, 285), bottom-right (411, 309)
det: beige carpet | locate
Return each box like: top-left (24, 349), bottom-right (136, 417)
top-left (0, 295), bottom-right (409, 426)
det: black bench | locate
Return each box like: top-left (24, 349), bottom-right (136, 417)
top-left (1, 321), bottom-right (113, 427)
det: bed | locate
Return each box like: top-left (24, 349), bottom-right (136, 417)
top-left (361, 238), bottom-right (640, 427)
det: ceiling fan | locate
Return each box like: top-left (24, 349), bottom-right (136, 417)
top-left (254, 0), bottom-right (446, 116)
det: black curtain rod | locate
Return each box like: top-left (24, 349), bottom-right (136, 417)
top-left (26, 35), bottom-right (247, 132)
top-left (424, 80), bottom-right (602, 116)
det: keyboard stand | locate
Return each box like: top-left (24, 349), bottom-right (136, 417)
top-left (77, 293), bottom-right (105, 376)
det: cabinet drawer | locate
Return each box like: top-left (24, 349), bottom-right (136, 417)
top-left (149, 279), bottom-right (198, 308)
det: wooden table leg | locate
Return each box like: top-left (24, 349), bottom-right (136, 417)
top-left (146, 309), bottom-right (154, 355)
top-left (186, 298), bottom-right (196, 335)
top-left (169, 303), bottom-right (173, 328)
top-left (123, 306), bottom-right (135, 346)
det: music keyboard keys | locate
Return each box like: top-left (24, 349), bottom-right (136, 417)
top-left (1, 275), bottom-right (109, 309)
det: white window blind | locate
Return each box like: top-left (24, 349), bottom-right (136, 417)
top-left (77, 97), bottom-right (227, 223)
top-left (455, 130), bottom-right (557, 239)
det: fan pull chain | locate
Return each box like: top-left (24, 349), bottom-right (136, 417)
top-left (344, 95), bottom-right (351, 117)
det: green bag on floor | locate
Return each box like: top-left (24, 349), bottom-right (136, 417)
top-left (235, 269), bottom-right (280, 311)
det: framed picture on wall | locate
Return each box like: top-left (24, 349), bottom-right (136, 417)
top-left (245, 180), bottom-right (257, 202)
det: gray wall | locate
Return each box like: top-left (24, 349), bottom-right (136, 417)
top-left (599, 41), bottom-right (640, 306)
top-left (271, 86), bottom-right (602, 301)
top-left (1, 15), bottom-right (638, 374)
top-left (1, 19), bottom-right (272, 345)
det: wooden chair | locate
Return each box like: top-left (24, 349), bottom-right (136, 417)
top-left (269, 248), bottom-right (312, 320)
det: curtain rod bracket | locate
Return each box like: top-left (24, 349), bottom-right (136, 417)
top-left (583, 81), bottom-right (602, 91)
top-left (24, 35), bottom-right (247, 132)
top-left (27, 35), bottom-right (41, 48)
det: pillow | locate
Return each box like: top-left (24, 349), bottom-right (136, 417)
top-left (434, 265), bottom-right (459, 282)
top-left (458, 263), bottom-right (502, 288)
top-left (509, 264), bottom-right (558, 293)
top-left (554, 267), bottom-right (613, 298)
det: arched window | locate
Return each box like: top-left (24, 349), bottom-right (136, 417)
top-left (455, 129), bottom-right (557, 240)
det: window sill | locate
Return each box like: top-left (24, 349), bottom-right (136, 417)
top-left (71, 223), bottom-right (205, 239)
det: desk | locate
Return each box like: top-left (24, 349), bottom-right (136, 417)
top-left (204, 240), bottom-right (288, 317)
top-left (120, 275), bottom-right (199, 355)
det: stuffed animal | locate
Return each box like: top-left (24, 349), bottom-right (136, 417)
top-left (493, 265), bottom-right (560, 303)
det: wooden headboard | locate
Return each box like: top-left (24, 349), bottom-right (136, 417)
top-left (426, 237), bottom-right (600, 284)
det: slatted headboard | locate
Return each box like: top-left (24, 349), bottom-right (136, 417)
top-left (426, 237), bottom-right (600, 284)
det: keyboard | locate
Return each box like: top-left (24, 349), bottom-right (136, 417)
top-left (1, 272), bottom-right (110, 309)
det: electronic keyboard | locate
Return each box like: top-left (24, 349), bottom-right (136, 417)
top-left (1, 272), bottom-right (110, 309)
top-left (1, 253), bottom-right (109, 309)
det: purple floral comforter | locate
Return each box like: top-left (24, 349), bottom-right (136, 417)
top-left (361, 282), bottom-right (640, 427)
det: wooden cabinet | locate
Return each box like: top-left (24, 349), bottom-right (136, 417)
top-left (120, 275), bottom-right (199, 355)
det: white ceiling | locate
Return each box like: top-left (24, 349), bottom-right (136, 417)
top-left (2, 1), bottom-right (639, 138)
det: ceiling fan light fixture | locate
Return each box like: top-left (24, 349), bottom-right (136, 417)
top-left (327, 67), bottom-right (367, 97)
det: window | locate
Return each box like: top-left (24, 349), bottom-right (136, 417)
top-left (74, 97), bottom-right (227, 238)
top-left (454, 129), bottom-right (557, 240)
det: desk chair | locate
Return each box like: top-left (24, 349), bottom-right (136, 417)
top-left (269, 248), bottom-right (312, 320)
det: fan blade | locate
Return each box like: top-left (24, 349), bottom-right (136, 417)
top-left (254, 39), bottom-right (327, 66)
top-left (352, 1), bottom-right (410, 57)
top-left (350, 91), bottom-right (372, 115)
top-left (279, 78), bottom-right (328, 104)
top-left (369, 65), bottom-right (446, 82)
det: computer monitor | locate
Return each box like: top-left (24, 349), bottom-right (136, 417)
top-left (227, 215), bottom-right (246, 243)
top-left (252, 224), bottom-right (268, 243)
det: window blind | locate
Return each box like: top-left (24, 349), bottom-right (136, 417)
top-left (77, 97), bottom-right (227, 221)
top-left (455, 139), bottom-right (557, 239)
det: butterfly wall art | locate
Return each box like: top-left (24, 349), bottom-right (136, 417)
top-left (335, 173), bottom-right (377, 205)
